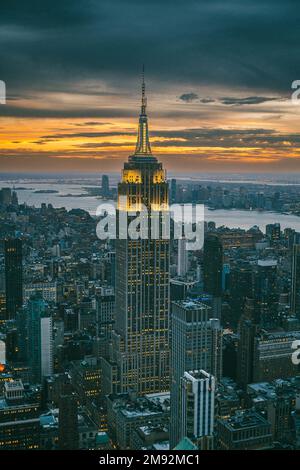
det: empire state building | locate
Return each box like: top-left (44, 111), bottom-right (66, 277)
top-left (110, 73), bottom-right (170, 394)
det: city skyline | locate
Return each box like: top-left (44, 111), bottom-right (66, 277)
top-left (1, 0), bottom-right (300, 456)
top-left (0, 1), bottom-right (300, 174)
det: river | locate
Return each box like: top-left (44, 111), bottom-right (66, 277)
top-left (4, 180), bottom-right (300, 232)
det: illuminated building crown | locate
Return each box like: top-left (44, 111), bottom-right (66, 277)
top-left (133, 66), bottom-right (153, 157)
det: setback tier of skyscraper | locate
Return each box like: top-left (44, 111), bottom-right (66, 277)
top-left (104, 72), bottom-right (170, 395)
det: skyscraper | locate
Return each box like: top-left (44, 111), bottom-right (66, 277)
top-left (170, 300), bottom-right (222, 447)
top-left (95, 286), bottom-right (115, 360)
top-left (58, 382), bottom-right (79, 450)
top-left (180, 370), bottom-right (215, 449)
top-left (266, 223), bottom-right (281, 243)
top-left (41, 315), bottom-right (54, 378)
top-left (0, 339), bottom-right (5, 368)
top-left (5, 238), bottom-right (23, 320)
top-left (291, 244), bottom-right (300, 318)
top-left (110, 72), bottom-right (170, 394)
top-left (254, 259), bottom-right (278, 327)
top-left (236, 298), bottom-right (257, 389)
top-left (101, 174), bottom-right (110, 198)
top-left (170, 178), bottom-right (177, 203)
top-left (177, 238), bottom-right (188, 277)
top-left (203, 234), bottom-right (223, 318)
top-left (27, 295), bottom-right (53, 384)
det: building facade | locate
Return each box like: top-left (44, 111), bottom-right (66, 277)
top-left (180, 370), bottom-right (215, 449)
top-left (5, 238), bottom-right (23, 320)
top-left (170, 300), bottom-right (222, 447)
top-left (109, 75), bottom-right (170, 395)
top-left (291, 244), bottom-right (300, 318)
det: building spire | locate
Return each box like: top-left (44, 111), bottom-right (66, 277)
top-left (134, 65), bottom-right (152, 156)
top-left (141, 64), bottom-right (147, 115)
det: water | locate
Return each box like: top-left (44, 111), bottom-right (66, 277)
top-left (4, 179), bottom-right (300, 232)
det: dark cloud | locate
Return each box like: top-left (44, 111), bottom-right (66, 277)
top-left (179, 93), bottom-right (199, 103)
top-left (199, 98), bottom-right (215, 104)
top-left (41, 131), bottom-right (134, 139)
top-left (0, 105), bottom-right (136, 119)
top-left (220, 96), bottom-right (279, 106)
top-left (74, 121), bottom-right (111, 126)
top-left (0, 0), bottom-right (299, 98)
top-left (76, 142), bottom-right (134, 148)
top-left (178, 95), bottom-right (280, 106)
top-left (150, 127), bottom-right (300, 149)
top-left (34, 126), bottom-right (300, 150)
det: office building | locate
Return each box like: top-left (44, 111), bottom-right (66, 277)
top-left (180, 370), bottom-right (215, 449)
top-left (177, 238), bottom-right (188, 277)
top-left (106, 391), bottom-right (169, 449)
top-left (58, 382), bottom-right (79, 450)
top-left (109, 74), bottom-right (169, 394)
top-left (266, 223), bottom-right (281, 243)
top-left (253, 330), bottom-right (300, 382)
top-left (5, 238), bottom-right (23, 319)
top-left (170, 300), bottom-right (222, 447)
top-left (27, 295), bottom-right (53, 384)
top-left (291, 244), bottom-right (300, 318)
top-left (217, 410), bottom-right (272, 450)
top-left (236, 299), bottom-right (257, 389)
top-left (101, 174), bottom-right (110, 198)
top-left (254, 259), bottom-right (278, 327)
top-left (95, 287), bottom-right (115, 360)
top-left (170, 178), bottom-right (177, 203)
top-left (24, 281), bottom-right (58, 304)
top-left (203, 234), bottom-right (223, 318)
top-left (0, 340), bottom-right (5, 367)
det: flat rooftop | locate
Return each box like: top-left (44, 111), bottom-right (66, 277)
top-left (222, 411), bottom-right (269, 431)
top-left (172, 300), bottom-right (210, 310)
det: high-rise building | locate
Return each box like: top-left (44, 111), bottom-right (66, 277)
top-left (170, 178), bottom-right (177, 203)
top-left (180, 370), bottom-right (215, 449)
top-left (229, 263), bottom-right (253, 326)
top-left (203, 234), bottom-right (223, 318)
top-left (266, 223), bottom-right (281, 243)
top-left (101, 174), bottom-right (110, 197)
top-left (291, 244), bottom-right (300, 318)
top-left (177, 238), bottom-right (188, 277)
top-left (109, 73), bottom-right (170, 395)
top-left (170, 300), bottom-right (222, 447)
top-left (41, 315), bottom-right (53, 378)
top-left (95, 287), bottom-right (115, 360)
top-left (58, 384), bottom-right (79, 450)
top-left (254, 259), bottom-right (278, 327)
top-left (170, 278), bottom-right (197, 302)
top-left (0, 188), bottom-right (12, 206)
top-left (5, 238), bottom-right (23, 319)
top-left (236, 299), bottom-right (257, 389)
top-left (0, 340), bottom-right (5, 367)
top-left (27, 295), bottom-right (53, 383)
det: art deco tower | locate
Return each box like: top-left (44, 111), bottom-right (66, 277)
top-left (111, 72), bottom-right (170, 394)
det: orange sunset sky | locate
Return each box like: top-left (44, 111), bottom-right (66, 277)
top-left (0, 1), bottom-right (300, 174)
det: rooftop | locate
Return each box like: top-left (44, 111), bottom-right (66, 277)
top-left (257, 259), bottom-right (277, 267)
top-left (173, 300), bottom-right (210, 310)
top-left (221, 411), bottom-right (269, 431)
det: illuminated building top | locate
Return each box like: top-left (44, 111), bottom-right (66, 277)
top-left (130, 66), bottom-right (156, 162)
